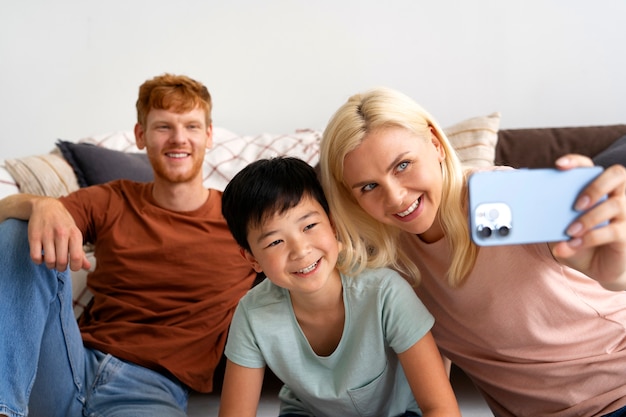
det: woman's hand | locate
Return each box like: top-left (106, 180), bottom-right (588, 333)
top-left (550, 154), bottom-right (626, 290)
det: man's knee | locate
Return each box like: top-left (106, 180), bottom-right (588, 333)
top-left (0, 218), bottom-right (31, 260)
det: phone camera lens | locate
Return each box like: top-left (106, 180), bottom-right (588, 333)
top-left (498, 226), bottom-right (510, 236)
top-left (478, 225), bottom-right (492, 238)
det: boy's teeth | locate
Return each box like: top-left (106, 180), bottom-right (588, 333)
top-left (168, 153), bottom-right (188, 158)
top-left (298, 261), bottom-right (318, 274)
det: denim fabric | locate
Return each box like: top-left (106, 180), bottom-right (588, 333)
top-left (81, 350), bottom-right (189, 417)
top-left (0, 219), bottom-right (188, 417)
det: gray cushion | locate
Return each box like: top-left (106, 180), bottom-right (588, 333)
top-left (56, 140), bottom-right (153, 187)
top-left (592, 134), bottom-right (626, 168)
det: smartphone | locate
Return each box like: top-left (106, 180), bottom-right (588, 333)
top-left (468, 167), bottom-right (605, 246)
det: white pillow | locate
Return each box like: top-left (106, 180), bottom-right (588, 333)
top-left (78, 130), bottom-right (143, 152)
top-left (203, 128), bottom-right (322, 190)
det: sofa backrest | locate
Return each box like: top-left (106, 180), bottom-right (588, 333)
top-left (496, 124), bottom-right (626, 168)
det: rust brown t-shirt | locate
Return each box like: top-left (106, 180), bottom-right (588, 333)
top-left (59, 180), bottom-right (256, 392)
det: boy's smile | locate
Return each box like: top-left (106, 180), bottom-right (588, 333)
top-left (244, 195), bottom-right (341, 296)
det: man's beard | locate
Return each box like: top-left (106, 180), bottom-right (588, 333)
top-left (149, 153), bottom-right (205, 183)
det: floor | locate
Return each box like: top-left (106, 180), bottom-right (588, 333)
top-left (187, 365), bottom-right (493, 416)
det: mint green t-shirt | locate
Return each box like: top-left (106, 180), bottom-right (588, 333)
top-left (224, 268), bottom-right (434, 417)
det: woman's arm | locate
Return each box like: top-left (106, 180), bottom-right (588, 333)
top-left (218, 360), bottom-right (265, 417)
top-left (550, 154), bottom-right (626, 290)
top-left (398, 332), bottom-right (461, 417)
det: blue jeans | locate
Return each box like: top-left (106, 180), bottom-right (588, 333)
top-left (0, 219), bottom-right (188, 417)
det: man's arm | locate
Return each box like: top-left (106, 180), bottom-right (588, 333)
top-left (0, 192), bottom-right (38, 221)
top-left (0, 194), bottom-right (90, 271)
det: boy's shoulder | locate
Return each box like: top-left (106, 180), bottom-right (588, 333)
top-left (238, 277), bottom-right (289, 310)
top-left (343, 267), bottom-right (411, 291)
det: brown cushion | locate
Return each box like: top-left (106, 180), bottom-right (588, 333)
top-left (495, 124), bottom-right (626, 168)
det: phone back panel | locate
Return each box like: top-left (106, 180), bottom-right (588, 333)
top-left (468, 167), bottom-right (604, 246)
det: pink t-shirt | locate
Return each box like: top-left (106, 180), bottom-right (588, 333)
top-left (400, 233), bottom-right (626, 417)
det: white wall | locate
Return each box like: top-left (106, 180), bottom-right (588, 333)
top-left (1, 0), bottom-right (625, 159)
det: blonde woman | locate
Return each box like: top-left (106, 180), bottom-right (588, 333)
top-left (320, 87), bottom-right (626, 417)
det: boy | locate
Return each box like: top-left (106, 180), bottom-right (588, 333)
top-left (220, 157), bottom-right (460, 417)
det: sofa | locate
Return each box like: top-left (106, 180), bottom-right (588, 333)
top-left (1, 113), bottom-right (626, 407)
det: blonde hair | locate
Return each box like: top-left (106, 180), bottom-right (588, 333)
top-left (320, 87), bottom-right (478, 287)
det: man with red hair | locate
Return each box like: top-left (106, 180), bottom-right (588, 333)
top-left (0, 74), bottom-right (256, 417)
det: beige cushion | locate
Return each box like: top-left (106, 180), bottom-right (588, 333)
top-left (444, 112), bottom-right (501, 168)
top-left (5, 151), bottom-right (80, 197)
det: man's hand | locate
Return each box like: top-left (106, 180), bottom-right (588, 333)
top-left (28, 197), bottom-right (91, 272)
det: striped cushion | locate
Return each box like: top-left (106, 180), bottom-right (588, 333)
top-left (445, 112), bottom-right (501, 168)
top-left (5, 152), bottom-right (79, 197)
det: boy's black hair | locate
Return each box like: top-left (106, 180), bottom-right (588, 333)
top-left (222, 157), bottom-right (330, 252)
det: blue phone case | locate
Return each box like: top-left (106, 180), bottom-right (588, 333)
top-left (468, 167), bottom-right (604, 246)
